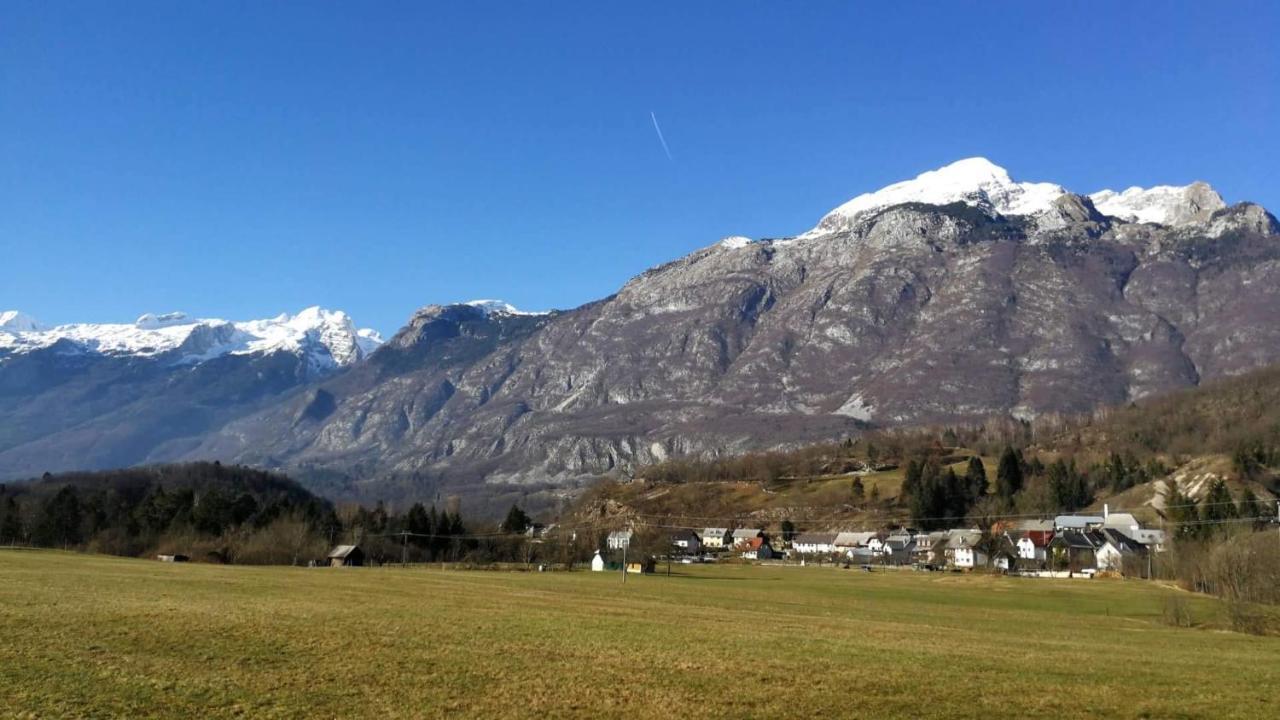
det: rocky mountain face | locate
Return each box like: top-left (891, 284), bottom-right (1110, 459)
top-left (0, 308), bottom-right (381, 478)
top-left (180, 159), bottom-right (1280, 505)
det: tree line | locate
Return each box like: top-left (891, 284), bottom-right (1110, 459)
top-left (0, 463), bottom-right (474, 565)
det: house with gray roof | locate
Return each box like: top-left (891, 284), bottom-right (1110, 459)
top-left (792, 532), bottom-right (839, 555)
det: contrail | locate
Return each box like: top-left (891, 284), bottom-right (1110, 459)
top-left (650, 111), bottom-right (673, 161)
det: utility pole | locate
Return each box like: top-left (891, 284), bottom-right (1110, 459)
top-left (401, 531), bottom-right (408, 568)
top-left (622, 543), bottom-right (627, 584)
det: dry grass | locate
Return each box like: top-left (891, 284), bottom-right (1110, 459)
top-left (2, 550), bottom-right (1277, 719)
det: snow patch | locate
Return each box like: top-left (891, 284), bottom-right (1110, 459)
top-left (464, 299), bottom-right (550, 317)
top-left (833, 392), bottom-right (874, 421)
top-left (718, 235), bottom-right (754, 249)
top-left (1088, 183), bottom-right (1225, 225)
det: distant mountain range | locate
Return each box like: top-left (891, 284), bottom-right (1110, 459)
top-left (4, 158), bottom-right (1279, 509)
top-left (0, 308), bottom-right (381, 478)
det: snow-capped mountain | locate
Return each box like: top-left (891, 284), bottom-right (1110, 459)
top-left (797, 157), bottom-right (1232, 241)
top-left (5, 158), bottom-right (1279, 510)
top-left (0, 306), bottom-right (383, 370)
top-left (177, 158), bottom-right (1278, 507)
top-left (802, 158), bottom-right (1068, 238)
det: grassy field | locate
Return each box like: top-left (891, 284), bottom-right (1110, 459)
top-left (2, 551), bottom-right (1277, 719)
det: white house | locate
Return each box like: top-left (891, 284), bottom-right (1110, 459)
top-left (1095, 528), bottom-right (1147, 574)
top-left (701, 528), bottom-right (731, 549)
top-left (913, 531), bottom-right (948, 564)
top-left (947, 531), bottom-right (986, 569)
top-left (1016, 530), bottom-right (1054, 561)
top-left (591, 551), bottom-right (606, 572)
top-left (607, 530), bottom-right (633, 550)
top-left (731, 528), bottom-right (764, 547)
top-left (792, 532), bottom-right (839, 555)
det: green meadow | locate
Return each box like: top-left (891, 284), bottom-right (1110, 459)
top-left (1, 550), bottom-right (1276, 719)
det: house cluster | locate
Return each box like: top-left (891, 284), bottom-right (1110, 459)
top-left (600, 505), bottom-right (1166, 578)
top-left (792, 505), bottom-right (1165, 576)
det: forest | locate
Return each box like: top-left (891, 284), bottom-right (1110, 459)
top-left (0, 462), bottom-right (493, 565)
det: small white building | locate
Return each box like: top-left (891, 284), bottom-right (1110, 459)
top-left (1016, 531), bottom-right (1054, 561)
top-left (1095, 529), bottom-right (1147, 574)
top-left (701, 528), bottom-right (731, 549)
top-left (607, 530), bottom-right (633, 550)
top-left (591, 550), bottom-right (606, 572)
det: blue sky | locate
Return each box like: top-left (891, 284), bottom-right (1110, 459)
top-left (2, 2), bottom-right (1277, 335)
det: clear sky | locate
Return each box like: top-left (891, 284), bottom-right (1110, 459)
top-left (3, 2), bottom-right (1277, 335)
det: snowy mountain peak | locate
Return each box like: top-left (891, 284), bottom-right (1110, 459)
top-left (1088, 181), bottom-right (1225, 226)
top-left (135, 311), bottom-right (191, 330)
top-left (0, 307), bottom-right (383, 370)
top-left (804, 157), bottom-right (1067, 237)
top-left (0, 311), bottom-right (42, 333)
top-left (464, 299), bottom-right (549, 317)
top-left (718, 236), bottom-right (755, 249)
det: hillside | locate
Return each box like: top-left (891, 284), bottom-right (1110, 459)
top-left (570, 364), bottom-right (1280, 532)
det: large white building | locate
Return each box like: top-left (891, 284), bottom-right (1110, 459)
top-left (792, 532), bottom-right (839, 555)
top-left (607, 530), bottom-right (633, 550)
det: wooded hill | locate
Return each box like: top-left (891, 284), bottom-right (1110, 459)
top-left (571, 363), bottom-right (1280, 532)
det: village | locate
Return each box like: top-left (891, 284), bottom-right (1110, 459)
top-left (590, 504), bottom-right (1166, 578)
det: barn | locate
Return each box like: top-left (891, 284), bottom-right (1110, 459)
top-left (327, 545), bottom-right (364, 567)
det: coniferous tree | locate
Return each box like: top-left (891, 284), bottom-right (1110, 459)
top-left (942, 468), bottom-right (967, 520)
top-left (995, 447), bottom-right (1024, 503)
top-left (1237, 489), bottom-right (1263, 528)
top-left (910, 461), bottom-right (948, 530)
top-left (902, 459), bottom-right (923, 498)
top-left (405, 502), bottom-right (432, 548)
top-left (0, 495), bottom-right (22, 544)
top-left (40, 486), bottom-right (82, 548)
top-left (964, 456), bottom-right (988, 504)
top-left (850, 477), bottom-right (865, 502)
top-left (1165, 485), bottom-right (1200, 540)
top-left (500, 504), bottom-right (531, 534)
top-left (1047, 458), bottom-right (1070, 511)
top-left (1200, 478), bottom-right (1237, 530)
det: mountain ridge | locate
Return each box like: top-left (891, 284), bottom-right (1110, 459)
top-left (4, 159), bottom-right (1279, 509)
